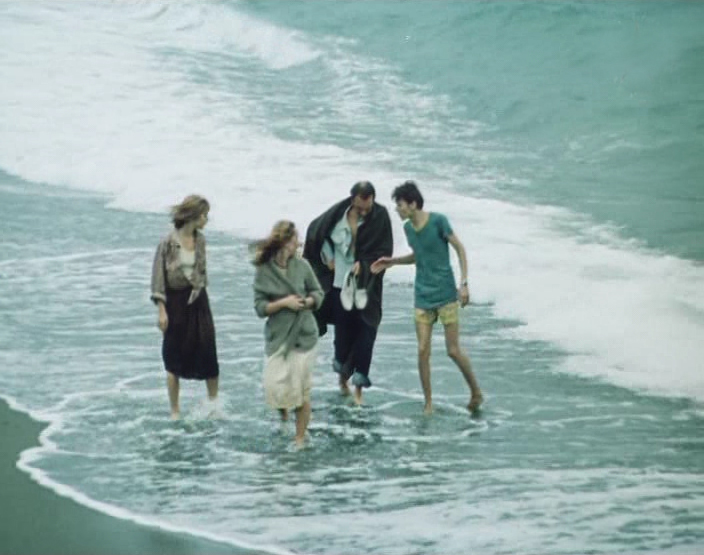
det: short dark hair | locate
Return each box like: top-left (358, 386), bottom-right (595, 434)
top-left (350, 180), bottom-right (376, 200)
top-left (392, 180), bottom-right (424, 209)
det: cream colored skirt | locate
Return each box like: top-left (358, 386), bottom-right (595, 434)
top-left (263, 346), bottom-right (316, 409)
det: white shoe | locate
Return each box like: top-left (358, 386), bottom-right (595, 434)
top-left (340, 270), bottom-right (356, 311)
top-left (353, 279), bottom-right (368, 310)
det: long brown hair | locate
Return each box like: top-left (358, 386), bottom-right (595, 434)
top-left (171, 195), bottom-right (210, 229)
top-left (252, 220), bottom-right (296, 266)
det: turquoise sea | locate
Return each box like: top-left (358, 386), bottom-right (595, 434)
top-left (1, 1), bottom-right (703, 553)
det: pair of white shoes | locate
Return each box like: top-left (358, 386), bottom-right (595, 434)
top-left (340, 269), bottom-right (368, 311)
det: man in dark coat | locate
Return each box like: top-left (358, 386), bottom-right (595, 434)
top-left (303, 181), bottom-right (393, 404)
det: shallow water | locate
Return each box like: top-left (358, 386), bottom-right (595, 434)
top-left (1, 1), bottom-right (703, 553)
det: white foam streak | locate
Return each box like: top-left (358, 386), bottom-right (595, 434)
top-left (119, 0), bottom-right (319, 69)
top-left (0, 389), bottom-right (298, 555)
top-left (0, 0), bottom-right (364, 240)
top-left (432, 193), bottom-right (704, 401)
top-left (16, 454), bottom-right (297, 555)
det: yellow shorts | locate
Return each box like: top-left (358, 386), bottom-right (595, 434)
top-left (415, 301), bottom-right (459, 326)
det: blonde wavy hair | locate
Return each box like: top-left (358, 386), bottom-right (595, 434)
top-left (252, 220), bottom-right (297, 266)
top-left (171, 195), bottom-right (210, 229)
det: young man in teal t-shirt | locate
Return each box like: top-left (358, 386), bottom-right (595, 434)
top-left (371, 181), bottom-right (483, 414)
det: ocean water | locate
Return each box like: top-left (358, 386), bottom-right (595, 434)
top-left (1, 1), bottom-right (703, 554)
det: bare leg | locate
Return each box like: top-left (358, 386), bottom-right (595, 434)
top-left (203, 377), bottom-right (221, 419)
top-left (302, 401), bottom-right (311, 430)
top-left (415, 321), bottom-right (434, 414)
top-left (339, 374), bottom-right (351, 396)
top-left (444, 323), bottom-right (483, 411)
top-left (353, 386), bottom-right (363, 406)
top-left (278, 408), bottom-right (289, 422)
top-left (206, 377), bottom-right (218, 400)
top-left (294, 401), bottom-right (311, 447)
top-left (166, 371), bottom-right (180, 420)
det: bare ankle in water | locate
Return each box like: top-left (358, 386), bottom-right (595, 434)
top-left (354, 386), bottom-right (363, 405)
top-left (468, 392), bottom-right (484, 412)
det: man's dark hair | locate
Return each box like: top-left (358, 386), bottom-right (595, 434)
top-left (392, 180), bottom-right (424, 209)
top-left (350, 180), bottom-right (376, 200)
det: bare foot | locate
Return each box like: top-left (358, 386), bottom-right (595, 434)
top-left (294, 436), bottom-right (306, 450)
top-left (170, 411), bottom-right (181, 421)
top-left (353, 387), bottom-right (363, 406)
top-left (468, 393), bottom-right (484, 412)
top-left (423, 403), bottom-right (433, 415)
top-left (207, 408), bottom-right (224, 420)
top-left (206, 398), bottom-right (222, 420)
top-left (339, 379), bottom-right (351, 397)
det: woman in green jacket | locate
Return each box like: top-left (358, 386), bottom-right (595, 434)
top-left (253, 220), bottom-right (324, 447)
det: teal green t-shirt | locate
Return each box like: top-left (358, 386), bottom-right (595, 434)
top-left (403, 212), bottom-right (457, 309)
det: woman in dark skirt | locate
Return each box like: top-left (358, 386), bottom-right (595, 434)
top-left (150, 195), bottom-right (219, 419)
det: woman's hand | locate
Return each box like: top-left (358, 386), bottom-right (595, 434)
top-left (157, 304), bottom-right (169, 332)
top-left (283, 294), bottom-right (306, 311)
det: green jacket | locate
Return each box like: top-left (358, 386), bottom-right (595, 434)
top-left (253, 257), bottom-right (324, 357)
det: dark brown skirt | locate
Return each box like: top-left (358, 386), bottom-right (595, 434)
top-left (162, 287), bottom-right (219, 380)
